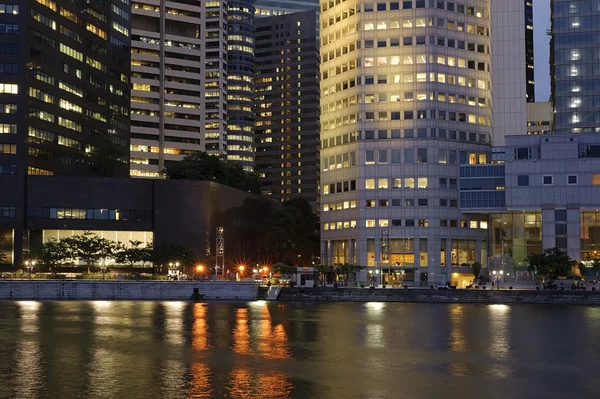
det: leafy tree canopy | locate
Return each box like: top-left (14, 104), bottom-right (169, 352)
top-left (526, 247), bottom-right (576, 280)
top-left (164, 153), bottom-right (260, 194)
top-left (471, 261), bottom-right (482, 278)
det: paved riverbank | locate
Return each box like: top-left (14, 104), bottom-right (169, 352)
top-left (277, 287), bottom-right (600, 305)
top-left (0, 281), bottom-right (258, 300)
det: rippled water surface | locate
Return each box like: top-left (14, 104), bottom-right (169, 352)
top-left (0, 301), bottom-right (599, 399)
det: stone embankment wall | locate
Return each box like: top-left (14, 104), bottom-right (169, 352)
top-left (278, 287), bottom-right (600, 305)
top-left (0, 281), bottom-right (258, 301)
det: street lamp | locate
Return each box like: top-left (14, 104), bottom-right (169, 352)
top-left (24, 260), bottom-right (36, 278)
top-left (196, 264), bottom-right (204, 280)
top-left (492, 269), bottom-right (504, 290)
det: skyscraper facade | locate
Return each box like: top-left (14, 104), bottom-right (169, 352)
top-left (0, 0), bottom-right (132, 265)
top-left (226, 0), bottom-right (256, 171)
top-left (255, 0), bottom-right (319, 17)
top-left (491, 0), bottom-right (535, 146)
top-left (129, 0), bottom-right (228, 177)
top-left (551, 0), bottom-right (600, 133)
top-left (0, 0), bottom-right (132, 178)
top-left (320, 0), bottom-right (492, 285)
top-left (254, 10), bottom-right (321, 207)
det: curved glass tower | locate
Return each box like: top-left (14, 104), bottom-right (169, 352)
top-left (227, 0), bottom-right (256, 170)
top-left (320, 0), bottom-right (493, 285)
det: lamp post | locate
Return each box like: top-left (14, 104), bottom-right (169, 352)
top-left (238, 265), bottom-right (245, 281)
top-left (492, 269), bottom-right (504, 290)
top-left (196, 264), bottom-right (204, 280)
top-left (24, 260), bottom-right (36, 279)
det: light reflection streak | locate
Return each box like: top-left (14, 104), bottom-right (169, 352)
top-left (487, 304), bottom-right (512, 378)
top-left (15, 301), bottom-right (42, 398)
top-left (164, 302), bottom-right (185, 346)
top-left (233, 308), bottom-right (253, 355)
top-left (257, 306), bottom-right (292, 359)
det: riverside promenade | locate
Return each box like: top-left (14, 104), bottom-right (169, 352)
top-left (275, 286), bottom-right (600, 305)
top-left (0, 280), bottom-right (258, 301)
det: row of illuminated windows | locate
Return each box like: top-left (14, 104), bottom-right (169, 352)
top-left (366, 198), bottom-right (459, 207)
top-left (0, 4), bottom-right (18, 13)
top-left (27, 208), bottom-right (150, 222)
top-left (322, 151), bottom-right (357, 171)
top-left (0, 104), bottom-right (17, 114)
top-left (323, 179), bottom-right (357, 195)
top-left (28, 167), bottom-right (54, 176)
top-left (0, 124), bottom-right (17, 134)
top-left (324, 109), bottom-right (490, 125)
top-left (364, 177), bottom-right (455, 190)
top-left (324, 52), bottom-right (486, 82)
top-left (323, 71), bottom-right (489, 100)
top-left (0, 144), bottom-right (16, 155)
top-left (362, 19), bottom-right (488, 37)
top-left (323, 218), bottom-right (486, 230)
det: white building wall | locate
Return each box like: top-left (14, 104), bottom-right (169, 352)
top-left (491, 0), bottom-right (527, 146)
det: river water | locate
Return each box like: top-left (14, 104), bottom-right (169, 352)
top-left (0, 301), bottom-right (598, 399)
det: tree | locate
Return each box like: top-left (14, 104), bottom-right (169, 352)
top-left (37, 239), bottom-right (71, 273)
top-left (152, 241), bottom-right (193, 274)
top-left (164, 153), bottom-right (261, 194)
top-left (526, 248), bottom-right (574, 281)
top-left (260, 197), bottom-right (319, 265)
top-left (334, 264), bottom-right (365, 281)
top-left (115, 240), bottom-right (149, 275)
top-left (272, 263), bottom-right (297, 276)
top-left (471, 261), bottom-right (482, 279)
top-left (0, 251), bottom-right (8, 265)
top-left (63, 231), bottom-right (116, 273)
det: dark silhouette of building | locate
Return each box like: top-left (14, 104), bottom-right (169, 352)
top-left (254, 10), bottom-right (320, 208)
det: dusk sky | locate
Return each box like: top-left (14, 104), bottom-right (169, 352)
top-left (534, 0), bottom-right (551, 101)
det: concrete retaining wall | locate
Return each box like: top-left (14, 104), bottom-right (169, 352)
top-left (279, 287), bottom-right (600, 305)
top-left (0, 281), bottom-right (259, 301)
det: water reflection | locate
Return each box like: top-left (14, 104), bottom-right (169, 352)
top-left (0, 302), bottom-right (599, 398)
top-left (15, 301), bottom-right (42, 399)
top-left (486, 304), bottom-right (512, 379)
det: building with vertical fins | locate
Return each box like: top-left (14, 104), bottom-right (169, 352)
top-left (491, 0), bottom-right (535, 146)
top-left (320, 0), bottom-right (493, 285)
top-left (550, 0), bottom-right (600, 133)
top-left (254, 10), bottom-right (321, 208)
top-left (226, 0), bottom-right (256, 171)
top-left (129, 0), bottom-right (228, 178)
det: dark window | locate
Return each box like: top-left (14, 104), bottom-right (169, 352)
top-left (392, 219), bottom-right (402, 227)
top-left (555, 224), bottom-right (567, 235)
top-left (405, 219), bottom-right (415, 227)
top-left (517, 175), bottom-right (529, 186)
top-left (377, 3), bottom-right (386, 11)
top-left (543, 175), bottom-right (553, 185)
top-left (418, 199), bottom-right (428, 206)
top-left (568, 175), bottom-right (578, 185)
top-left (555, 210), bottom-right (567, 222)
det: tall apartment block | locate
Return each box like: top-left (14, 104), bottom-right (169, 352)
top-left (226, 0), bottom-right (256, 171)
top-left (320, 0), bottom-right (493, 285)
top-left (254, 10), bottom-right (321, 207)
top-left (255, 0), bottom-right (319, 17)
top-left (491, 0), bottom-right (534, 146)
top-left (550, 0), bottom-right (600, 133)
top-left (0, 0), bottom-right (132, 264)
top-left (129, 0), bottom-right (227, 177)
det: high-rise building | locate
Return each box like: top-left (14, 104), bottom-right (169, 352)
top-left (129, 0), bottom-right (228, 178)
top-left (226, 0), bottom-right (256, 171)
top-left (255, 0), bottom-right (319, 17)
top-left (320, 0), bottom-right (493, 285)
top-left (0, 0), bottom-right (132, 178)
top-left (491, 0), bottom-right (535, 146)
top-left (551, 0), bottom-right (600, 133)
top-left (254, 10), bottom-right (320, 207)
top-left (0, 0), bottom-right (132, 266)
